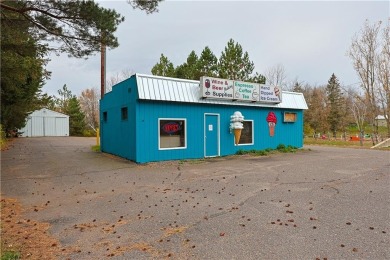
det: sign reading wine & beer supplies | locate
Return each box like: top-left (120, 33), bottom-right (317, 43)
top-left (200, 76), bottom-right (234, 99)
top-left (233, 81), bottom-right (260, 102)
top-left (259, 84), bottom-right (282, 103)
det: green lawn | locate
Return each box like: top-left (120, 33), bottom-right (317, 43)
top-left (304, 137), bottom-right (375, 148)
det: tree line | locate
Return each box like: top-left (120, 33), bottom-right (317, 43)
top-left (150, 21), bottom-right (389, 142)
top-left (151, 39), bottom-right (266, 84)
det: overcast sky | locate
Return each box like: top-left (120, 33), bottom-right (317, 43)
top-left (42, 0), bottom-right (389, 97)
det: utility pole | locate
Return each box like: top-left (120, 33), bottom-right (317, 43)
top-left (100, 34), bottom-right (106, 99)
top-left (99, 33), bottom-right (106, 148)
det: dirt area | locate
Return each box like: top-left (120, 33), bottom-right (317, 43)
top-left (1, 197), bottom-right (62, 259)
top-left (1, 197), bottom-right (175, 259)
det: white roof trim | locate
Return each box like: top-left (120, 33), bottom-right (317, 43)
top-left (28, 108), bottom-right (69, 118)
top-left (135, 74), bottom-right (308, 110)
top-left (375, 115), bottom-right (387, 120)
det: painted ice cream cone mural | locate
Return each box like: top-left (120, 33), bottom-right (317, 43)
top-left (266, 112), bottom-right (277, 137)
top-left (230, 111), bottom-right (244, 145)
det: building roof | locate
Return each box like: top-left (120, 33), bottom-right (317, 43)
top-left (28, 108), bottom-right (69, 118)
top-left (135, 73), bottom-right (308, 110)
top-left (375, 115), bottom-right (387, 120)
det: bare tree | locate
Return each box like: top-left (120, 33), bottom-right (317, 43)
top-left (376, 22), bottom-right (390, 136)
top-left (348, 20), bottom-right (382, 143)
top-left (79, 88), bottom-right (99, 132)
top-left (287, 77), bottom-right (305, 92)
top-left (106, 68), bottom-right (135, 92)
top-left (304, 86), bottom-right (329, 138)
top-left (348, 89), bottom-right (368, 146)
top-left (264, 64), bottom-right (288, 88)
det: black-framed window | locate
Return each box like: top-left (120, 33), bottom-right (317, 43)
top-left (238, 120), bottom-right (254, 145)
top-left (121, 107), bottom-right (128, 120)
top-left (103, 111), bottom-right (107, 122)
top-left (159, 119), bottom-right (186, 149)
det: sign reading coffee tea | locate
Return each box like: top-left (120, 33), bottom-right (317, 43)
top-left (234, 81), bottom-right (259, 102)
top-left (200, 76), bottom-right (282, 103)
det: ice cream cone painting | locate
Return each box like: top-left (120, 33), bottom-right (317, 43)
top-left (230, 111), bottom-right (244, 145)
top-left (266, 112), bottom-right (277, 137)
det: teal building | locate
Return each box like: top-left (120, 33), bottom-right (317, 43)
top-left (100, 74), bottom-right (308, 163)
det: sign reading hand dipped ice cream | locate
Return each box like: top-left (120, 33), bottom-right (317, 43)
top-left (266, 112), bottom-right (277, 137)
top-left (230, 111), bottom-right (244, 145)
top-left (259, 85), bottom-right (282, 103)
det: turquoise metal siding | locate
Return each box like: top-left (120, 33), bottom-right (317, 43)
top-left (100, 77), bottom-right (137, 160)
top-left (101, 75), bottom-right (305, 163)
top-left (135, 100), bottom-right (304, 163)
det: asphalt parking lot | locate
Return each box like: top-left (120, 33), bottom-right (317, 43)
top-left (1, 137), bottom-right (389, 259)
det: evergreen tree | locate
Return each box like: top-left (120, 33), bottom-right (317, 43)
top-left (174, 64), bottom-right (187, 79)
top-left (151, 54), bottom-right (175, 77)
top-left (1, 0), bottom-right (127, 58)
top-left (56, 84), bottom-right (73, 113)
top-left (0, 0), bottom-right (161, 133)
top-left (326, 73), bottom-right (343, 138)
top-left (184, 51), bottom-right (199, 79)
top-left (218, 39), bottom-right (255, 81)
top-left (151, 40), bottom-right (265, 83)
top-left (1, 2), bottom-right (49, 133)
top-left (174, 51), bottom-right (199, 80)
top-left (198, 46), bottom-right (218, 78)
top-left (248, 72), bottom-right (266, 84)
top-left (66, 96), bottom-right (86, 136)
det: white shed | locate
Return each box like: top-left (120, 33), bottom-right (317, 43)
top-left (20, 108), bottom-right (69, 137)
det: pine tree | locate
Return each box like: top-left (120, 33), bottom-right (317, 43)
top-left (218, 39), bottom-right (255, 81)
top-left (174, 51), bottom-right (199, 80)
top-left (198, 46), bottom-right (218, 78)
top-left (326, 73), bottom-right (343, 138)
top-left (0, 0), bottom-right (162, 58)
top-left (1, 2), bottom-right (48, 133)
top-left (66, 96), bottom-right (86, 136)
top-left (151, 54), bottom-right (175, 77)
top-left (56, 84), bottom-right (73, 113)
top-left (248, 72), bottom-right (266, 84)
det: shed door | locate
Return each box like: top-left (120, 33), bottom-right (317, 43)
top-left (204, 114), bottom-right (219, 157)
top-left (44, 117), bottom-right (56, 136)
top-left (32, 116), bottom-right (44, 136)
top-left (55, 117), bottom-right (67, 136)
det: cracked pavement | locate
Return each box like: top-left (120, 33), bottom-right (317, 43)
top-left (1, 137), bottom-right (389, 259)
